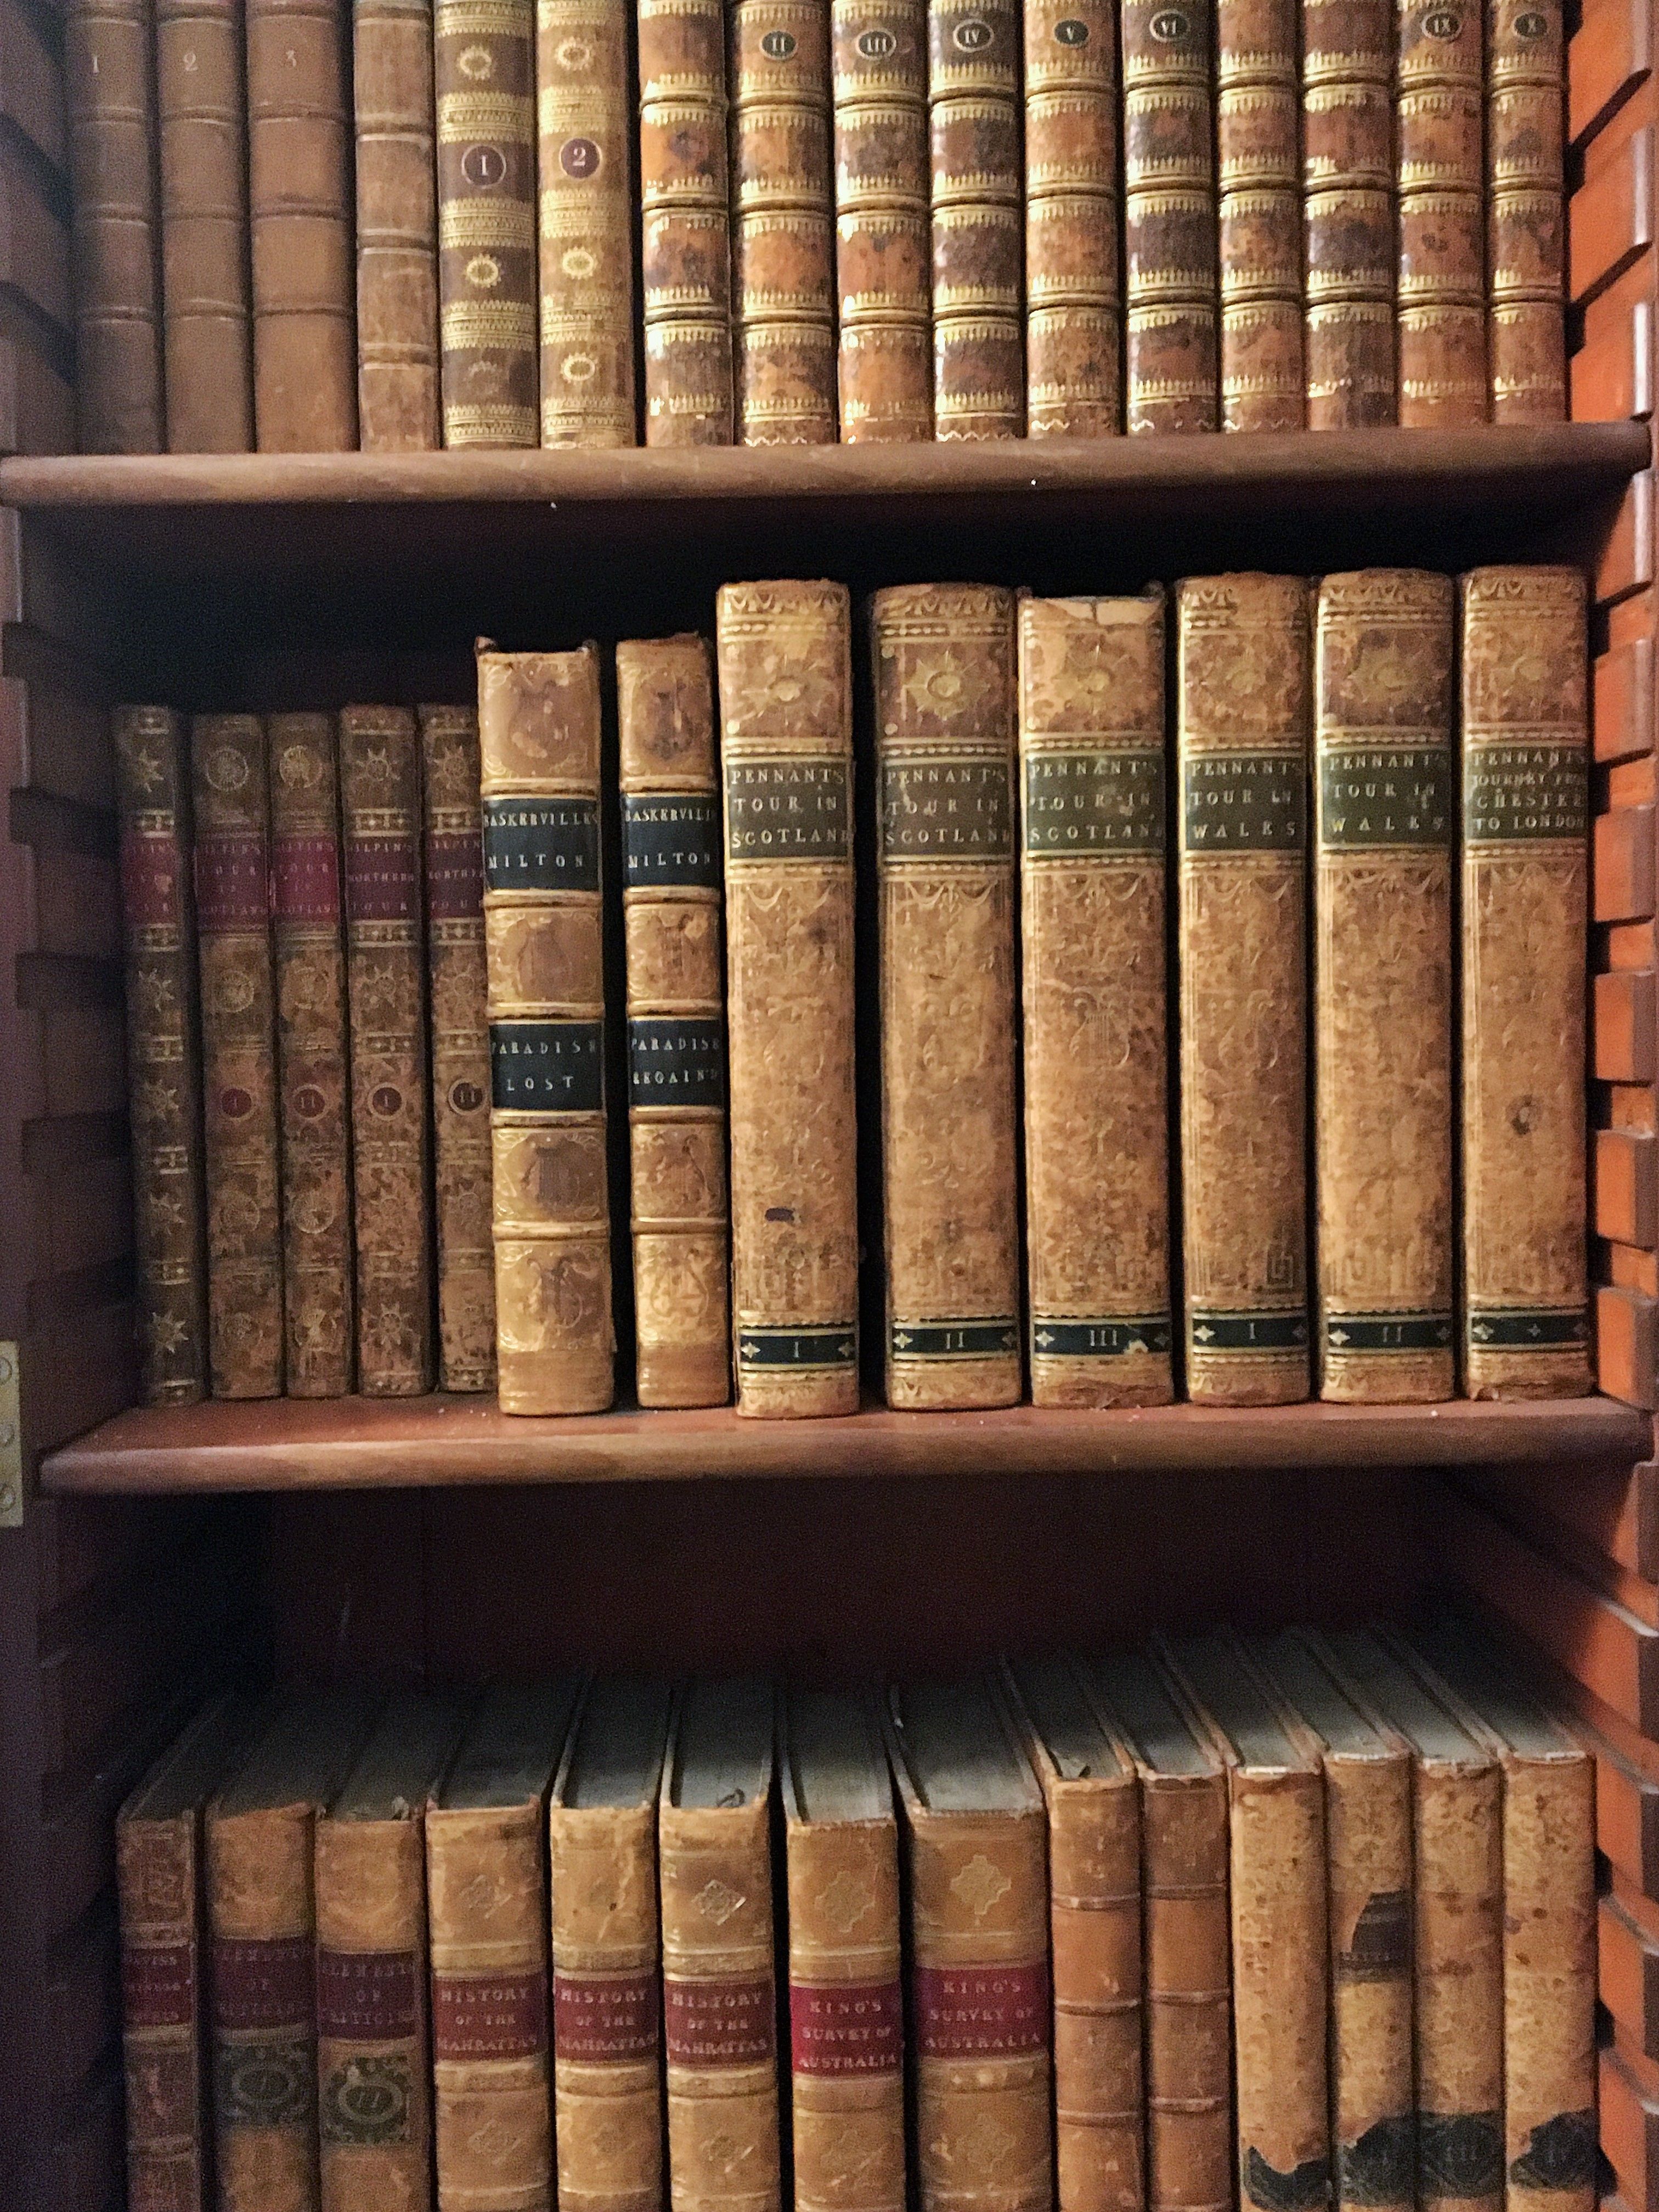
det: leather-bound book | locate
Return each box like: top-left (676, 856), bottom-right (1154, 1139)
top-left (1122, 0), bottom-right (1217, 432)
top-left (1002, 1659), bottom-right (1141, 2212)
top-left (731, 0), bottom-right (838, 443)
top-left (193, 712), bottom-right (284, 1398)
top-left (353, 0), bottom-right (441, 448)
top-left (928, 0), bottom-right (1023, 438)
top-left (435, 0), bottom-right (538, 445)
top-left (1302, 0), bottom-right (1395, 427)
top-left (1313, 571), bottom-right (1454, 1403)
top-left (1396, 0), bottom-right (1486, 424)
top-left (536, 0), bottom-right (636, 445)
top-left (341, 706), bottom-right (435, 1396)
top-left (873, 583), bottom-right (1019, 1410)
top-left (638, 0), bottom-right (733, 443)
top-left (116, 705), bottom-right (210, 1404)
top-left (549, 1678), bottom-right (675, 2212)
top-left (885, 1675), bottom-right (1051, 2212)
top-left (1019, 590), bottom-right (1171, 1408)
top-left (715, 581), bottom-right (858, 1417)
top-left (1217, 0), bottom-right (1302, 428)
top-left (783, 1687), bottom-right (905, 2212)
top-left (478, 641), bottom-right (615, 1414)
top-left (271, 713), bottom-right (354, 1397)
top-left (1487, 0), bottom-right (1564, 421)
top-left (832, 0), bottom-right (932, 439)
top-left (617, 635), bottom-right (730, 1409)
top-left (156, 0), bottom-right (255, 450)
top-left (1175, 575), bottom-right (1310, 1404)
top-left (66, 0), bottom-right (165, 451)
top-left (1024, 0), bottom-right (1118, 436)
top-left (660, 1679), bottom-right (781, 2212)
top-left (1459, 568), bottom-right (1590, 1398)
top-left (420, 703), bottom-right (497, 1393)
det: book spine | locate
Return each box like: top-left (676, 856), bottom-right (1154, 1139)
top-left (715, 580), bottom-right (859, 1418)
top-left (1175, 574), bottom-right (1310, 1405)
top-left (115, 706), bottom-right (210, 1404)
top-left (1459, 567), bottom-right (1591, 1398)
top-left (616, 635), bottom-right (731, 1409)
top-left (1414, 1760), bottom-right (1504, 2212)
top-left (66, 0), bottom-right (165, 452)
top-left (478, 644), bottom-right (614, 1414)
top-left (353, 0), bottom-right (441, 449)
top-left (1047, 1778), bottom-right (1142, 2212)
top-left (1019, 591), bottom-right (1171, 1409)
top-left (639, 0), bottom-right (734, 443)
top-left (731, 0), bottom-right (838, 446)
top-left (1313, 569), bottom-right (1455, 1403)
top-left (271, 712), bottom-right (355, 1397)
top-left (928, 0), bottom-right (1023, 438)
top-left (1217, 0), bottom-right (1302, 430)
top-left (156, 0), bottom-right (255, 451)
top-left (1325, 1754), bottom-right (1414, 2212)
top-left (1396, 0), bottom-right (1486, 424)
top-left (1500, 1749), bottom-right (1597, 2212)
top-left (873, 582), bottom-right (1020, 1410)
top-left (1301, 0), bottom-right (1395, 427)
top-left (832, 0), bottom-right (932, 439)
top-left (537, 0), bottom-right (637, 446)
top-left (420, 703), bottom-right (498, 1393)
top-left (1141, 1773), bottom-right (1232, 2212)
top-left (193, 713), bottom-right (284, 1397)
top-left (1487, 0), bottom-right (1564, 422)
top-left (119, 1809), bottom-right (208, 2212)
top-left (1229, 1768), bottom-right (1330, 2212)
top-left (435, 0), bottom-right (538, 446)
top-left (1121, 0), bottom-right (1217, 433)
top-left (1024, 0), bottom-right (1119, 436)
top-left (341, 706), bottom-right (435, 1396)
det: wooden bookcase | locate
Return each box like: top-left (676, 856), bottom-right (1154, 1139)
top-left (2, 3), bottom-right (1658, 2207)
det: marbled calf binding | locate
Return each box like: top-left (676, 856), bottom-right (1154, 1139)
top-left (66, 0), bottom-right (165, 452)
top-left (537, 0), bottom-right (637, 444)
top-left (1302, 0), bottom-right (1395, 426)
top-left (833, 0), bottom-right (933, 438)
top-left (353, 0), bottom-right (442, 448)
top-left (1487, 0), bottom-right (1566, 422)
top-left (156, 0), bottom-right (255, 450)
top-left (1122, 0), bottom-right (1218, 432)
top-left (1218, 0), bottom-right (1302, 428)
top-left (1024, 0), bottom-right (1120, 435)
top-left (928, 0), bottom-right (1023, 437)
top-left (639, 0), bottom-right (734, 442)
top-left (1397, 0), bottom-right (1486, 424)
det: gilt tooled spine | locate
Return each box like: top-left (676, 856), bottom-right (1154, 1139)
top-left (1322, 1750), bottom-right (1414, 2212)
top-left (1122, 0), bottom-right (1218, 432)
top-left (537, 0), bottom-right (637, 445)
top-left (1487, 0), bottom-right (1564, 422)
top-left (1396, 0), bottom-right (1486, 424)
top-left (478, 643), bottom-right (614, 1414)
top-left (156, 0), bottom-right (255, 452)
top-left (1141, 1770), bottom-right (1232, 2212)
top-left (1044, 1773), bottom-right (1143, 2212)
top-left (1024, 0), bottom-right (1120, 435)
top-left (119, 1800), bottom-right (209, 2211)
top-left (617, 635), bottom-right (731, 1409)
top-left (1019, 592), bottom-right (1171, 1408)
top-left (716, 580), bottom-right (858, 1418)
top-left (1302, 0), bottom-right (1396, 426)
top-left (353, 0), bottom-right (442, 449)
top-left (833, 0), bottom-right (933, 439)
top-left (66, 0), bottom-right (165, 452)
top-left (928, 0), bottom-right (1023, 438)
top-left (1413, 1755), bottom-right (1504, 2212)
top-left (639, 0), bottom-right (734, 443)
top-left (1217, 0), bottom-right (1302, 429)
top-left (1459, 567), bottom-right (1590, 1398)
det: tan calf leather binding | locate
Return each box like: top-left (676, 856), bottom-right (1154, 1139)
top-left (1024, 0), bottom-right (1119, 436)
top-left (1217, 0), bottom-right (1303, 429)
top-left (157, 0), bottom-right (255, 450)
top-left (1396, 0), bottom-right (1486, 424)
top-left (536, 0), bottom-right (637, 445)
top-left (1122, 0), bottom-right (1218, 432)
top-left (639, 0), bottom-right (733, 443)
top-left (1487, 0), bottom-right (1564, 422)
top-left (66, 0), bottom-right (165, 451)
top-left (928, 0), bottom-right (1023, 437)
top-left (353, 0), bottom-right (442, 448)
top-left (1302, 0), bottom-right (1395, 425)
top-left (832, 0), bottom-right (932, 439)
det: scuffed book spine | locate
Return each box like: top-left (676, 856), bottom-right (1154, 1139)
top-left (119, 1778), bottom-right (208, 2210)
top-left (1019, 591), bottom-right (1171, 1407)
top-left (66, 0), bottom-right (165, 452)
top-left (478, 643), bottom-right (614, 1414)
top-left (1024, 0), bottom-right (1119, 436)
top-left (1175, 574), bottom-right (1310, 1404)
top-left (1231, 1767), bottom-right (1330, 2212)
top-left (1302, 0), bottom-right (1395, 427)
top-left (639, 0), bottom-right (733, 443)
top-left (341, 707), bottom-right (435, 1396)
top-left (1487, 0), bottom-right (1564, 420)
top-left (617, 636), bottom-right (731, 1409)
top-left (537, 0), bottom-right (637, 445)
top-left (353, 0), bottom-right (441, 449)
top-left (156, 0), bottom-right (255, 450)
top-left (1140, 1757), bottom-right (1231, 2212)
top-left (833, 0), bottom-right (932, 439)
top-left (1217, 0), bottom-right (1302, 430)
top-left (1412, 1740), bottom-right (1504, 2212)
top-left (874, 583), bottom-right (1020, 1410)
top-left (1459, 567), bottom-right (1590, 1397)
top-left (928, 0), bottom-right (1023, 437)
top-left (420, 704), bottom-right (498, 1393)
top-left (116, 706), bottom-right (210, 1404)
top-left (1397, 0), bottom-right (1486, 424)
top-left (271, 712), bottom-right (354, 1397)
top-left (716, 580), bottom-right (858, 1418)
top-left (1313, 569), bottom-right (1455, 1403)
top-left (1122, 0), bottom-right (1217, 432)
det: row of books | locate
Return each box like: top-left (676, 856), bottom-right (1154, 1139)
top-left (66, 0), bottom-right (1566, 455)
top-left (118, 1618), bottom-right (1595, 2212)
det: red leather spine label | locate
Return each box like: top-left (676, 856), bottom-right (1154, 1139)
top-left (554, 1968), bottom-right (661, 2059)
top-left (425, 828), bottom-right (485, 920)
top-left (316, 1948), bottom-right (420, 2039)
top-left (913, 1961), bottom-right (1049, 2056)
top-left (273, 832), bottom-right (342, 923)
top-left (431, 1970), bottom-right (549, 2060)
top-left (123, 1939), bottom-right (198, 2030)
top-left (212, 1934), bottom-right (316, 2032)
top-left (346, 831), bottom-right (421, 923)
top-left (789, 1978), bottom-right (904, 2074)
top-left (663, 1974), bottom-right (777, 2066)
top-left (120, 825), bottom-right (184, 928)
top-left (194, 832), bottom-right (270, 930)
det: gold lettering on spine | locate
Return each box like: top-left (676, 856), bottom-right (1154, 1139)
top-left (536, 0), bottom-right (637, 443)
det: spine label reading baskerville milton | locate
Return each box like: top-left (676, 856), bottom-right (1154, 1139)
top-left (882, 757), bottom-right (1013, 855)
top-left (1024, 752), bottom-right (1165, 854)
top-left (1463, 746), bottom-right (1586, 840)
top-left (664, 1977), bottom-right (777, 2066)
top-left (791, 1979), bottom-right (905, 2074)
top-left (1318, 749), bottom-right (1453, 844)
top-left (1182, 754), bottom-right (1306, 849)
top-left (483, 797), bottom-right (601, 887)
top-left (490, 1019), bottom-right (605, 1110)
top-left (628, 1017), bottom-right (727, 1106)
top-left (554, 1970), bottom-right (660, 2060)
top-left (623, 794), bottom-right (724, 884)
top-left (725, 758), bottom-right (851, 856)
top-left (913, 1962), bottom-right (1049, 2056)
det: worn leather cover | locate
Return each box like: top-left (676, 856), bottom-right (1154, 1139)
top-left (478, 642), bottom-right (614, 1413)
top-left (716, 581), bottom-right (859, 1417)
top-left (537, 0), bottom-right (636, 444)
top-left (832, 0), bottom-right (932, 439)
top-left (156, 0), bottom-right (255, 450)
top-left (617, 635), bottom-right (730, 1408)
top-left (928, 0), bottom-right (1023, 437)
top-left (639, 0), bottom-right (733, 443)
top-left (1302, 0), bottom-right (1394, 426)
top-left (874, 583), bottom-right (1020, 1409)
top-left (1019, 591), bottom-right (1171, 1407)
top-left (1487, 0), bottom-right (1564, 422)
top-left (1217, 0), bottom-right (1302, 429)
top-left (353, 0), bottom-right (442, 448)
top-left (1175, 575), bottom-right (1310, 1404)
top-left (1122, 0), bottom-right (1217, 432)
top-left (1024, 0), bottom-right (1119, 435)
top-left (1313, 571), bottom-right (1455, 1402)
top-left (66, 0), bottom-right (165, 452)
top-left (1396, 0), bottom-right (1486, 424)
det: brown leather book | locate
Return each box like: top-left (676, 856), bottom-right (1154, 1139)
top-left (1313, 571), bottom-right (1455, 1403)
top-left (617, 635), bottom-right (730, 1409)
top-left (1302, 0), bottom-right (1395, 427)
top-left (832, 0), bottom-right (932, 440)
top-left (1487, 0), bottom-right (1564, 421)
top-left (435, 0), bottom-right (538, 445)
top-left (156, 0), bottom-right (255, 450)
top-left (116, 705), bottom-right (210, 1404)
top-left (478, 641), bottom-right (614, 1414)
top-left (1024, 0), bottom-right (1119, 436)
top-left (420, 703), bottom-right (497, 1393)
top-left (1217, 0), bottom-right (1302, 429)
top-left (536, 0), bottom-right (636, 445)
top-left (341, 706), bottom-right (435, 1396)
top-left (716, 581), bottom-right (859, 1417)
top-left (66, 0), bottom-right (165, 452)
top-left (783, 1686), bottom-right (905, 2212)
top-left (353, 0), bottom-right (441, 449)
top-left (193, 712), bottom-right (284, 1397)
top-left (638, 0), bottom-right (733, 444)
top-left (1459, 568), bottom-right (1591, 1398)
top-left (271, 713), bottom-right (354, 1397)
top-left (1122, 0), bottom-right (1217, 433)
top-left (928, 0), bottom-right (1023, 438)
top-left (874, 583), bottom-right (1019, 1410)
top-left (1396, 0), bottom-right (1486, 425)
top-left (1002, 1658), bottom-right (1141, 2212)
top-left (1175, 575), bottom-right (1310, 1405)
top-left (660, 1679), bottom-right (782, 2212)
top-left (1019, 590), bottom-right (1171, 1408)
